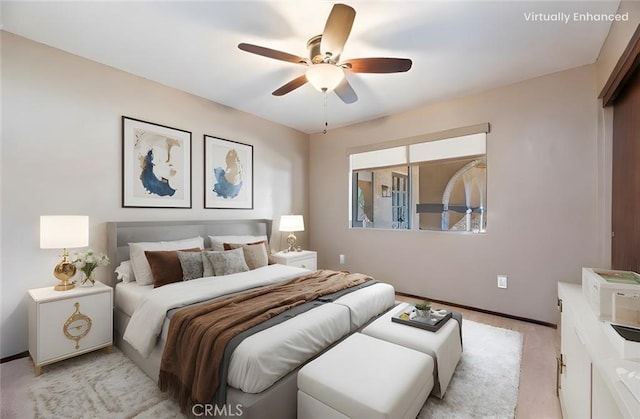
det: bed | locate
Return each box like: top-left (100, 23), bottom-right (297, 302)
top-left (106, 219), bottom-right (396, 419)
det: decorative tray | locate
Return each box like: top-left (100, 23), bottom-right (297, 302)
top-left (391, 306), bottom-right (453, 332)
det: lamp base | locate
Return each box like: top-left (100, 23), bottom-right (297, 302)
top-left (53, 255), bottom-right (76, 292)
top-left (54, 280), bottom-right (75, 291)
top-left (286, 232), bottom-right (297, 253)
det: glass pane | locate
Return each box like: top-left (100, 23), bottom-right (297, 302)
top-left (351, 166), bottom-right (410, 229)
top-left (349, 132), bottom-right (486, 232)
top-left (416, 157), bottom-right (486, 232)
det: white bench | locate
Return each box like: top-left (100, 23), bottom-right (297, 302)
top-left (361, 302), bottom-right (462, 398)
top-left (297, 333), bottom-right (434, 419)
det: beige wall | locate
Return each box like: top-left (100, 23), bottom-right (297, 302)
top-left (0, 32), bottom-right (308, 358)
top-left (309, 64), bottom-right (603, 325)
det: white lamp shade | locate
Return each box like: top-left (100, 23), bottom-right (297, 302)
top-left (306, 64), bottom-right (344, 92)
top-left (279, 215), bottom-right (304, 232)
top-left (40, 215), bottom-right (89, 249)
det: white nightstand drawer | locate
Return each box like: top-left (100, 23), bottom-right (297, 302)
top-left (37, 292), bottom-right (111, 362)
top-left (272, 250), bottom-right (317, 270)
top-left (28, 282), bottom-right (113, 374)
top-left (287, 256), bottom-right (317, 270)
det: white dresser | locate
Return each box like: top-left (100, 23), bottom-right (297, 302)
top-left (557, 282), bottom-right (639, 418)
top-left (272, 250), bottom-right (317, 270)
top-left (28, 281), bottom-right (113, 375)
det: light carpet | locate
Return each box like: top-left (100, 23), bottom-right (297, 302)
top-left (419, 319), bottom-right (523, 419)
top-left (13, 319), bottom-right (521, 419)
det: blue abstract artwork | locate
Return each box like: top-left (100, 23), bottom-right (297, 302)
top-left (122, 117), bottom-right (191, 208)
top-left (140, 150), bottom-right (176, 197)
top-left (205, 136), bottom-right (253, 209)
top-left (213, 149), bottom-right (244, 199)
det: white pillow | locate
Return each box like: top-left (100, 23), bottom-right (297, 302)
top-left (114, 260), bottom-right (134, 283)
top-left (129, 236), bottom-right (204, 286)
top-left (208, 235), bottom-right (268, 251)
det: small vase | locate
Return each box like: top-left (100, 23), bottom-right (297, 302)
top-left (79, 272), bottom-right (95, 287)
top-left (416, 309), bottom-right (431, 319)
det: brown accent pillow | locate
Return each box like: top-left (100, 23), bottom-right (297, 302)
top-left (223, 241), bottom-right (269, 270)
top-left (223, 240), bottom-right (273, 258)
top-left (145, 248), bottom-right (200, 288)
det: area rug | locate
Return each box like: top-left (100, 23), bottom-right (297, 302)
top-left (25, 319), bottom-right (522, 419)
top-left (418, 319), bottom-right (523, 419)
top-left (27, 349), bottom-right (183, 419)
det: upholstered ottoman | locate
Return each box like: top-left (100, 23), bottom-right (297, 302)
top-left (297, 333), bottom-right (434, 419)
top-left (361, 302), bottom-right (462, 398)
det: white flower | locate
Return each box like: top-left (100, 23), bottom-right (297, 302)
top-left (72, 250), bottom-right (110, 276)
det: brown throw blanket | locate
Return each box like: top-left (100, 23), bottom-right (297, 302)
top-left (158, 269), bottom-right (373, 410)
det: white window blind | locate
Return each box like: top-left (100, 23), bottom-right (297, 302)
top-left (408, 133), bottom-right (486, 164)
top-left (350, 146), bottom-right (407, 170)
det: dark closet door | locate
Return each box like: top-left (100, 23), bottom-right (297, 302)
top-left (611, 67), bottom-right (640, 272)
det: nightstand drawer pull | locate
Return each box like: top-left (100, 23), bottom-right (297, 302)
top-left (63, 302), bottom-right (93, 349)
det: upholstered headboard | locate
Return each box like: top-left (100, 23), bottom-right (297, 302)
top-left (105, 219), bottom-right (272, 287)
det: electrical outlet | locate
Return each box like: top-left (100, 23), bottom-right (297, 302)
top-left (497, 275), bottom-right (508, 289)
top-left (339, 254), bottom-right (345, 264)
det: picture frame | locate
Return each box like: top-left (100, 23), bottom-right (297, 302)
top-left (122, 116), bottom-right (192, 208)
top-left (204, 135), bottom-right (253, 209)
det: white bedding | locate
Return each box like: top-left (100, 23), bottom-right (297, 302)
top-left (123, 264), bottom-right (310, 357)
top-left (226, 282), bottom-right (396, 393)
top-left (333, 282), bottom-right (396, 331)
top-left (228, 303), bottom-right (351, 393)
top-left (115, 281), bottom-right (152, 316)
top-left (119, 265), bottom-right (396, 396)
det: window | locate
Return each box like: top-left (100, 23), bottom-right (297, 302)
top-left (349, 126), bottom-right (488, 232)
top-left (392, 172), bottom-right (409, 229)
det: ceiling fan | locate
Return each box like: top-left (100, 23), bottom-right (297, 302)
top-left (238, 3), bottom-right (412, 104)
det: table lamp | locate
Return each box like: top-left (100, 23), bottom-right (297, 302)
top-left (40, 215), bottom-right (89, 291)
top-left (279, 215), bottom-right (304, 252)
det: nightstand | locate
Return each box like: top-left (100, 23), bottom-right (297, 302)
top-left (28, 281), bottom-right (113, 376)
top-left (272, 250), bottom-right (317, 270)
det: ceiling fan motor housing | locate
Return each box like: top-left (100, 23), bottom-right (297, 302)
top-left (307, 35), bottom-right (333, 64)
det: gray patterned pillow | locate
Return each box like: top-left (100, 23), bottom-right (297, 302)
top-left (205, 248), bottom-right (249, 276)
top-left (223, 242), bottom-right (269, 270)
top-left (202, 251), bottom-right (216, 277)
top-left (177, 251), bottom-right (204, 281)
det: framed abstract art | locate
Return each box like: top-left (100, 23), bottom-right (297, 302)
top-left (122, 116), bottom-right (192, 208)
top-left (204, 135), bottom-right (253, 209)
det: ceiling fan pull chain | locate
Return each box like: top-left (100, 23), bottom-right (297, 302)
top-left (323, 91), bottom-right (328, 134)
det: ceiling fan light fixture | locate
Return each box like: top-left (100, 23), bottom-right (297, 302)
top-left (306, 64), bottom-right (344, 93)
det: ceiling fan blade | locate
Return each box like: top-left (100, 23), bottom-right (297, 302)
top-left (334, 78), bottom-right (358, 104)
top-left (320, 4), bottom-right (356, 60)
top-left (342, 57), bottom-right (413, 73)
top-left (238, 43), bottom-right (308, 65)
top-left (272, 74), bottom-right (308, 96)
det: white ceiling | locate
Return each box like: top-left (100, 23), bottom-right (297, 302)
top-left (1, 1), bottom-right (620, 134)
